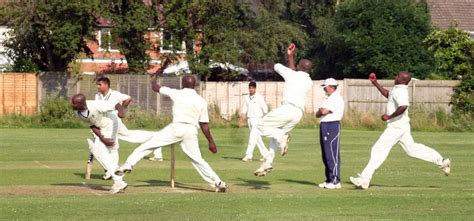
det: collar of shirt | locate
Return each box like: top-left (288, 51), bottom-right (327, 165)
top-left (99, 89), bottom-right (113, 100)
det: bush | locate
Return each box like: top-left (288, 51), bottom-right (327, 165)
top-left (38, 97), bottom-right (83, 128)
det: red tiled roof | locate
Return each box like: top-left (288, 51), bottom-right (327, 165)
top-left (427, 0), bottom-right (474, 31)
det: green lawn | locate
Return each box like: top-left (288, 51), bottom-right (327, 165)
top-left (0, 128), bottom-right (473, 220)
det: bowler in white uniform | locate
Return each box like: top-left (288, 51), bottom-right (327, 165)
top-left (72, 94), bottom-right (128, 194)
top-left (116, 75), bottom-right (227, 192)
top-left (251, 44), bottom-right (314, 177)
top-left (239, 81), bottom-right (268, 161)
top-left (350, 71), bottom-right (451, 189)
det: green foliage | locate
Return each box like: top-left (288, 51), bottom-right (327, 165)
top-left (122, 107), bottom-right (171, 129)
top-left (334, 0), bottom-right (434, 79)
top-left (0, 1), bottom-right (97, 72)
top-left (423, 25), bottom-right (474, 116)
top-left (103, 1), bottom-right (155, 73)
top-left (424, 25), bottom-right (474, 79)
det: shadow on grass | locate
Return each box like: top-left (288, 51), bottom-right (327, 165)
top-left (135, 180), bottom-right (215, 192)
top-left (221, 156), bottom-right (243, 161)
top-left (281, 179), bottom-right (317, 186)
top-left (73, 172), bottom-right (103, 180)
top-left (233, 177), bottom-right (271, 190)
top-left (51, 183), bottom-right (108, 191)
top-left (342, 181), bottom-right (441, 189)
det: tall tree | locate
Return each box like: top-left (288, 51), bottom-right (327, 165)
top-left (334, 0), bottom-right (434, 79)
top-left (102, 0), bottom-right (156, 73)
top-left (1, 1), bottom-right (97, 72)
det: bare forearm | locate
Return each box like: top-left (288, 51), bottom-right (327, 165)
top-left (115, 103), bottom-right (125, 118)
top-left (372, 81), bottom-right (389, 98)
top-left (388, 106), bottom-right (408, 119)
top-left (121, 98), bottom-right (132, 109)
top-left (151, 79), bottom-right (161, 93)
top-left (288, 54), bottom-right (296, 70)
top-left (199, 123), bottom-right (214, 142)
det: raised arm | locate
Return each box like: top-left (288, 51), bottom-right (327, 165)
top-left (150, 79), bottom-right (161, 93)
top-left (287, 43), bottom-right (296, 70)
top-left (199, 122), bottom-right (217, 154)
top-left (370, 78), bottom-right (389, 98)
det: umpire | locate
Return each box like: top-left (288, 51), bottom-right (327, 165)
top-left (316, 78), bottom-right (345, 189)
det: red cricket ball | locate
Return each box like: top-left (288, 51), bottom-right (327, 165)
top-left (369, 73), bottom-right (376, 79)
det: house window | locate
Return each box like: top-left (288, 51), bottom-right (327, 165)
top-left (159, 28), bottom-right (186, 54)
top-left (98, 28), bottom-right (120, 52)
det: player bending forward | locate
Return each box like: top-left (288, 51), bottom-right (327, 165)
top-left (72, 94), bottom-right (128, 194)
top-left (350, 71), bottom-right (451, 189)
top-left (250, 43), bottom-right (313, 177)
top-left (115, 75), bottom-right (227, 192)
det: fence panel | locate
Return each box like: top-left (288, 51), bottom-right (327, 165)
top-left (0, 73), bottom-right (37, 116)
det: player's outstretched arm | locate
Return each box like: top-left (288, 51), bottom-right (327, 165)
top-left (199, 122), bottom-right (217, 154)
top-left (381, 106), bottom-right (407, 121)
top-left (287, 43), bottom-right (296, 70)
top-left (150, 79), bottom-right (161, 93)
top-left (370, 78), bottom-right (389, 98)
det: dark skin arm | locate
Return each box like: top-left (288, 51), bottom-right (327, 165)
top-left (315, 108), bottom-right (331, 118)
top-left (287, 45), bottom-right (296, 70)
top-left (115, 103), bottom-right (126, 118)
top-left (370, 78), bottom-right (389, 98)
top-left (381, 106), bottom-right (408, 121)
top-left (121, 97), bottom-right (132, 109)
top-left (150, 79), bottom-right (161, 93)
top-left (90, 125), bottom-right (115, 146)
top-left (199, 122), bottom-right (217, 154)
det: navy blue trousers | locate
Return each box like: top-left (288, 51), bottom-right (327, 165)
top-left (319, 121), bottom-right (341, 184)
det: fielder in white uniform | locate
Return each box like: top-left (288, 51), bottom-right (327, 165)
top-left (350, 71), bottom-right (451, 189)
top-left (87, 77), bottom-right (162, 180)
top-left (251, 44), bottom-right (313, 177)
top-left (72, 94), bottom-right (128, 194)
top-left (239, 81), bottom-right (268, 161)
top-left (115, 75), bottom-right (227, 192)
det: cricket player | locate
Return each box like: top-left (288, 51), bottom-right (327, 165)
top-left (71, 94), bottom-right (128, 194)
top-left (239, 81), bottom-right (268, 162)
top-left (251, 43), bottom-right (313, 177)
top-left (86, 77), bottom-right (162, 180)
top-left (316, 78), bottom-right (344, 189)
top-left (115, 75), bottom-right (227, 192)
top-left (350, 71), bottom-right (451, 189)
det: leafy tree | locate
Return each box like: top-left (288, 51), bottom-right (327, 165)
top-left (1, 1), bottom-right (97, 72)
top-left (102, 0), bottom-right (156, 73)
top-left (334, 0), bottom-right (434, 79)
top-left (424, 25), bottom-right (474, 115)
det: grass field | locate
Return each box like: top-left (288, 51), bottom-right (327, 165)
top-left (0, 128), bottom-right (473, 220)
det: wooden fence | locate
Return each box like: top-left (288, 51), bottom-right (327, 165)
top-left (0, 73), bottom-right (459, 117)
top-left (0, 73), bottom-right (37, 116)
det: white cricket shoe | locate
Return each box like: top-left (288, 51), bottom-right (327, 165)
top-left (324, 182), bottom-right (342, 189)
top-left (110, 181), bottom-right (128, 194)
top-left (280, 134), bottom-right (291, 156)
top-left (241, 156), bottom-right (252, 162)
top-left (115, 164), bottom-right (132, 176)
top-left (215, 181), bottom-right (228, 193)
top-left (441, 158), bottom-right (451, 176)
top-left (148, 157), bottom-right (163, 162)
top-left (318, 182), bottom-right (327, 188)
top-left (350, 174), bottom-right (370, 190)
top-left (254, 163), bottom-right (272, 177)
top-left (102, 172), bottom-right (112, 180)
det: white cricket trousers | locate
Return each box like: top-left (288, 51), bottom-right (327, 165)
top-left (124, 123), bottom-right (223, 186)
top-left (87, 138), bottom-right (123, 183)
top-left (249, 104), bottom-right (303, 165)
top-left (117, 120), bottom-right (163, 159)
top-left (361, 123), bottom-right (444, 179)
top-left (244, 117), bottom-right (264, 158)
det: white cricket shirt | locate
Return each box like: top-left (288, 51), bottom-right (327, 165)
top-left (386, 84), bottom-right (410, 127)
top-left (75, 100), bottom-right (119, 138)
top-left (96, 89), bottom-right (130, 104)
top-left (241, 93), bottom-right (268, 118)
top-left (160, 87), bottom-right (209, 128)
top-left (274, 63), bottom-right (313, 111)
top-left (320, 91), bottom-right (344, 122)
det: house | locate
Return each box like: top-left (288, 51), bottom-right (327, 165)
top-left (427, 0), bottom-right (474, 38)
